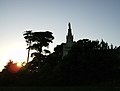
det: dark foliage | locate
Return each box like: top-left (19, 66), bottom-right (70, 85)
top-left (0, 39), bottom-right (120, 86)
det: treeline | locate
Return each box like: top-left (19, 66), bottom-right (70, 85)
top-left (32, 39), bottom-right (120, 86)
top-left (51, 39), bottom-right (120, 86)
top-left (0, 32), bottom-right (120, 86)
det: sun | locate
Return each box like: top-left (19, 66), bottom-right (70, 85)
top-left (17, 62), bottom-right (22, 67)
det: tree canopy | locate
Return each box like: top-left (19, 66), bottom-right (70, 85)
top-left (23, 30), bottom-right (54, 63)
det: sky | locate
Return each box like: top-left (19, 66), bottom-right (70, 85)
top-left (0, 0), bottom-right (120, 71)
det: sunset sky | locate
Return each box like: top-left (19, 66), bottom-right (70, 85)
top-left (0, 0), bottom-right (120, 71)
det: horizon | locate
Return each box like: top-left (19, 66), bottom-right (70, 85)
top-left (0, 0), bottom-right (120, 71)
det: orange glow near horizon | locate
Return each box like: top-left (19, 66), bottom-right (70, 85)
top-left (0, 46), bottom-right (28, 72)
top-left (0, 44), bottom-right (53, 72)
top-left (8, 63), bottom-right (21, 73)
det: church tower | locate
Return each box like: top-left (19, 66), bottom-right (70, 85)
top-left (66, 22), bottom-right (73, 44)
top-left (63, 22), bottom-right (74, 57)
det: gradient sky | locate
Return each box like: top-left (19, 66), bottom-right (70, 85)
top-left (0, 0), bottom-right (120, 71)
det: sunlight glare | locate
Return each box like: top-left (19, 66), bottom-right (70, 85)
top-left (0, 47), bottom-right (28, 71)
top-left (17, 62), bottom-right (22, 67)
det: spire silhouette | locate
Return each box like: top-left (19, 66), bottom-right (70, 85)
top-left (68, 22), bottom-right (72, 36)
top-left (63, 22), bottom-right (74, 57)
top-left (67, 22), bottom-right (73, 43)
top-left (68, 22), bottom-right (71, 30)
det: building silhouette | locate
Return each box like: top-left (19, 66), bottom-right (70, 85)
top-left (63, 22), bottom-right (74, 57)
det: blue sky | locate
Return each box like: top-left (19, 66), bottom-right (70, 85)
top-left (0, 0), bottom-right (120, 71)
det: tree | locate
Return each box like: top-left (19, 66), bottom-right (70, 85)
top-left (100, 39), bottom-right (108, 50)
top-left (54, 43), bottom-right (64, 57)
top-left (1, 60), bottom-right (21, 82)
top-left (23, 30), bottom-right (32, 63)
top-left (30, 31), bottom-right (54, 54)
top-left (23, 31), bottom-right (54, 60)
top-left (23, 30), bottom-right (54, 72)
top-left (3, 60), bottom-right (21, 74)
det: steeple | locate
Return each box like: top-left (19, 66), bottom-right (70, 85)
top-left (63, 22), bottom-right (74, 58)
top-left (66, 22), bottom-right (73, 43)
top-left (68, 22), bottom-right (72, 36)
top-left (68, 22), bottom-right (71, 30)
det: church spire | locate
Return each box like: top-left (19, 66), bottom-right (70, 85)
top-left (68, 22), bottom-right (71, 29)
top-left (68, 22), bottom-right (72, 36)
top-left (63, 22), bottom-right (74, 58)
top-left (66, 22), bottom-right (73, 43)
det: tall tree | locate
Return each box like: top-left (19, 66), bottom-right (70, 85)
top-left (23, 31), bottom-right (54, 71)
top-left (23, 30), bottom-right (32, 63)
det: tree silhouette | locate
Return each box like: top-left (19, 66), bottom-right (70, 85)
top-left (3, 60), bottom-right (21, 74)
top-left (54, 43), bottom-right (64, 58)
top-left (23, 30), bottom-right (54, 72)
top-left (30, 31), bottom-right (54, 53)
top-left (100, 39), bottom-right (108, 50)
top-left (24, 31), bottom-right (54, 54)
top-left (23, 30), bottom-right (32, 63)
